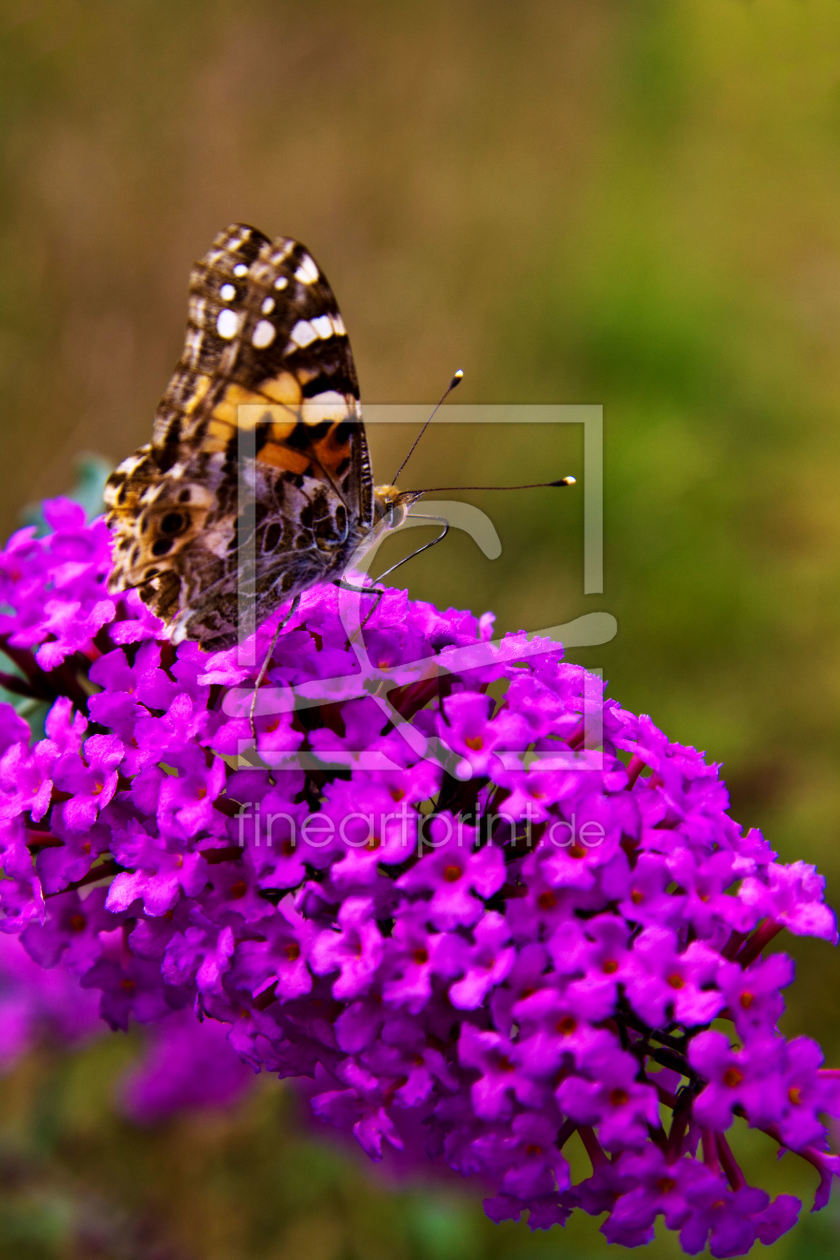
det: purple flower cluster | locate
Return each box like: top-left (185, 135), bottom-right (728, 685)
top-left (0, 927), bottom-right (252, 1121)
top-left (118, 1006), bottom-right (254, 1124)
top-left (0, 922), bottom-right (103, 1066)
top-left (1, 499), bottom-right (839, 1255)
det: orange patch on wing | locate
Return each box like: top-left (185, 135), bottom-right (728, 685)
top-left (258, 372), bottom-right (304, 406)
top-left (311, 423), bottom-right (353, 479)
top-left (202, 387), bottom-right (299, 454)
top-left (256, 440), bottom-right (312, 474)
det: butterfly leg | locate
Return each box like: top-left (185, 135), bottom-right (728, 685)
top-left (249, 593), bottom-right (302, 747)
top-left (334, 578), bottom-right (385, 648)
top-left (336, 516), bottom-right (450, 648)
top-left (374, 515), bottom-right (450, 583)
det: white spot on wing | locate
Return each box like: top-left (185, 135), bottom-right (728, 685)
top-left (301, 391), bottom-right (347, 425)
top-left (289, 319), bottom-right (317, 348)
top-left (271, 241), bottom-right (295, 266)
top-left (118, 452), bottom-right (147, 476)
top-left (252, 319), bottom-right (276, 349)
top-left (216, 308), bottom-right (241, 340)
top-left (332, 314), bottom-right (346, 336)
top-left (261, 296), bottom-right (275, 314)
top-left (233, 263), bottom-right (248, 277)
top-left (311, 314), bottom-right (333, 339)
top-left (220, 283), bottom-right (236, 301)
top-left (295, 254), bottom-right (319, 285)
top-left (274, 275), bottom-right (288, 291)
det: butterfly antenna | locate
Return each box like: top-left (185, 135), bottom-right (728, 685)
top-left (411, 475), bottom-right (576, 493)
top-left (392, 369), bottom-right (464, 484)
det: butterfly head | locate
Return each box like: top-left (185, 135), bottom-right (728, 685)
top-left (372, 484), bottom-right (424, 531)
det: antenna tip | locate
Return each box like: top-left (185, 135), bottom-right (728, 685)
top-left (552, 475), bottom-right (576, 487)
top-left (451, 368), bottom-right (464, 387)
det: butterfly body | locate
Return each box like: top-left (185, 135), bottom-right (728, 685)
top-left (106, 224), bottom-right (415, 649)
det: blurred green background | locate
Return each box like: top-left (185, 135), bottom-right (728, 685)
top-left (3, 1), bottom-right (840, 1256)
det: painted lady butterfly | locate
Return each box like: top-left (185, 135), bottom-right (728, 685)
top-left (105, 223), bottom-right (418, 650)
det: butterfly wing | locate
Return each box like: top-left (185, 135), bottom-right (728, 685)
top-left (105, 224), bottom-right (375, 648)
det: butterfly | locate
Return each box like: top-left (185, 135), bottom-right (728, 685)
top-left (105, 223), bottom-right (420, 651)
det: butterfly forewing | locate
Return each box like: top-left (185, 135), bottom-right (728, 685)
top-left (105, 223), bottom-right (377, 649)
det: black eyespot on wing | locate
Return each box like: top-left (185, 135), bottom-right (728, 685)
top-left (160, 512), bottom-right (185, 535)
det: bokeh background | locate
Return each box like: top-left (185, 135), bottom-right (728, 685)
top-left (2, 1), bottom-right (840, 1256)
